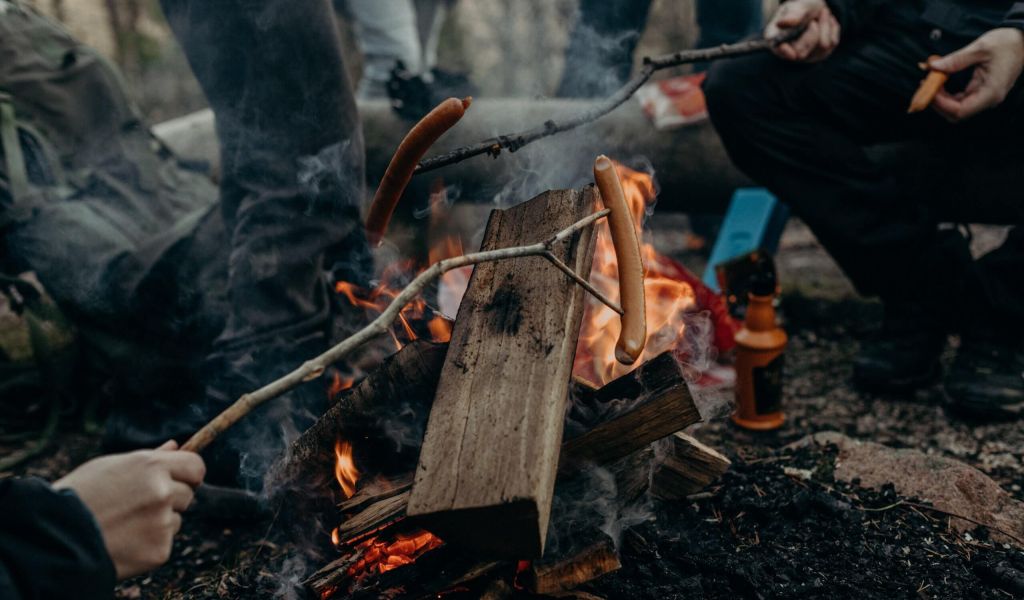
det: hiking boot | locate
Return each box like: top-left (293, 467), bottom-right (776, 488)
top-left (945, 336), bottom-right (1024, 420)
top-left (853, 303), bottom-right (945, 392)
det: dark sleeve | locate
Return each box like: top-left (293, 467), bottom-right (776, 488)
top-left (1003, 2), bottom-right (1024, 30)
top-left (0, 477), bottom-right (116, 600)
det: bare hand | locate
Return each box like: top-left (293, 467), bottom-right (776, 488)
top-left (766, 0), bottom-right (841, 63)
top-left (54, 441), bottom-right (206, 580)
top-left (929, 28), bottom-right (1024, 122)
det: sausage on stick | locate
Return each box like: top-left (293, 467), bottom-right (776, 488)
top-left (365, 97), bottom-right (472, 246)
top-left (593, 155), bottom-right (647, 365)
top-left (907, 55), bottom-right (949, 114)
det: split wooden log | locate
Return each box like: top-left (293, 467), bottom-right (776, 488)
top-left (407, 187), bottom-right (599, 559)
top-left (560, 352), bottom-right (701, 473)
top-left (650, 432), bottom-right (731, 500)
top-left (522, 533), bottom-right (621, 595)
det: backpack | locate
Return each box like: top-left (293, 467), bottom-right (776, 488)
top-left (0, 0), bottom-right (227, 404)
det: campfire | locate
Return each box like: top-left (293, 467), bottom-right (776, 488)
top-left (280, 161), bottom-right (734, 599)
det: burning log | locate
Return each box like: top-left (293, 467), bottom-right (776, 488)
top-left (269, 340), bottom-right (448, 497)
top-left (650, 432), bottom-right (731, 500)
top-left (407, 187), bottom-right (599, 559)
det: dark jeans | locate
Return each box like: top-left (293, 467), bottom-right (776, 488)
top-left (703, 6), bottom-right (1024, 335)
top-left (159, 0), bottom-right (365, 485)
top-left (557, 0), bottom-right (763, 97)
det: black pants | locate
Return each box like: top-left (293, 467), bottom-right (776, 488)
top-left (158, 0), bottom-right (365, 484)
top-left (703, 7), bottom-right (1024, 335)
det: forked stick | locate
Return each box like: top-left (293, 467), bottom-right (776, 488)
top-left (181, 208), bottom-right (613, 452)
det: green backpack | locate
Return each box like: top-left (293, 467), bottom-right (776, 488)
top-left (0, 0), bottom-right (226, 405)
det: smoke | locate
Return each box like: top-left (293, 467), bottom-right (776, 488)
top-left (674, 309), bottom-right (717, 382)
top-left (274, 555), bottom-right (313, 600)
top-left (547, 460), bottom-right (656, 557)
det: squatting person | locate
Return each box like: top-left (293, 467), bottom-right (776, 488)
top-left (703, 0), bottom-right (1024, 418)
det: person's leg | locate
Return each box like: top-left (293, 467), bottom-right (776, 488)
top-left (413, 0), bottom-right (450, 77)
top-left (555, 0), bottom-right (655, 98)
top-left (702, 13), bottom-right (955, 389)
top-left (704, 14), bottom-right (1024, 398)
top-left (348, 0), bottom-right (421, 97)
top-left (160, 0), bottom-right (365, 487)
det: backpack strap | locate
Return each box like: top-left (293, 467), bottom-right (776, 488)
top-left (0, 93), bottom-right (29, 204)
top-left (0, 91), bottom-right (43, 228)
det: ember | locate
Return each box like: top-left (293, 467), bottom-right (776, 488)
top-left (345, 529), bottom-right (444, 584)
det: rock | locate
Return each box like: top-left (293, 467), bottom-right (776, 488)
top-left (792, 431), bottom-right (1024, 548)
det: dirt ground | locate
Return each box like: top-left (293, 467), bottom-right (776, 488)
top-left (3, 217), bottom-right (1022, 599)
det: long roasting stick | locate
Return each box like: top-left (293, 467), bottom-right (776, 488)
top-left (181, 208), bottom-right (612, 452)
top-left (415, 28), bottom-right (806, 175)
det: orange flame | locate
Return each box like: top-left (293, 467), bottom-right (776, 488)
top-left (572, 161), bottom-right (696, 385)
top-left (334, 263), bottom-right (453, 351)
top-left (345, 529), bottom-right (444, 584)
top-left (334, 440), bottom-right (360, 499)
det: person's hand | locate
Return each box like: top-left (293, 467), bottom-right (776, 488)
top-left (53, 440), bottom-right (206, 580)
top-left (929, 28), bottom-right (1024, 122)
top-left (766, 0), bottom-right (841, 63)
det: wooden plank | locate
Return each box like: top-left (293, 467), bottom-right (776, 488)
top-left (650, 432), bottom-right (731, 500)
top-left (559, 353), bottom-right (701, 472)
top-left (406, 187), bottom-right (599, 558)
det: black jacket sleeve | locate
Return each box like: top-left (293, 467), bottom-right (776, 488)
top-left (0, 477), bottom-right (115, 600)
top-left (1004, 2), bottom-right (1024, 30)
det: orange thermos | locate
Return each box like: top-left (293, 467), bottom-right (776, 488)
top-left (732, 276), bottom-right (786, 430)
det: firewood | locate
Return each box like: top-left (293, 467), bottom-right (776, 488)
top-left (268, 340), bottom-right (448, 497)
top-left (560, 352), bottom-right (701, 473)
top-left (334, 352), bottom-right (694, 545)
top-left (523, 533), bottom-right (621, 595)
top-left (407, 187), bottom-right (599, 559)
top-left (650, 432), bottom-right (731, 500)
top-left (339, 489), bottom-right (412, 542)
top-left (338, 474), bottom-right (413, 515)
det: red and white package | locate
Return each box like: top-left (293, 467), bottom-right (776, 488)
top-left (636, 72), bottom-right (709, 131)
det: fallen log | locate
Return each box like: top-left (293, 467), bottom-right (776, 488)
top-left (650, 432), bottom-right (731, 500)
top-left (152, 100), bottom-right (749, 215)
top-left (407, 187), bottom-right (599, 559)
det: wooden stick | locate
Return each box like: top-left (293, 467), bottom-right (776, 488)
top-left (415, 28), bottom-right (806, 175)
top-left (180, 208), bottom-right (611, 453)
